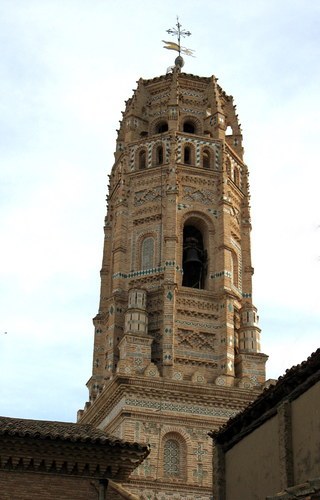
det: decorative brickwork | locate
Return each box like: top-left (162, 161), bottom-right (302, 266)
top-left (0, 416), bottom-right (148, 500)
top-left (79, 64), bottom-right (267, 498)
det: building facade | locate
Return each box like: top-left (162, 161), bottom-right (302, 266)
top-left (0, 416), bottom-right (149, 500)
top-left (211, 348), bottom-right (320, 500)
top-left (78, 60), bottom-right (268, 499)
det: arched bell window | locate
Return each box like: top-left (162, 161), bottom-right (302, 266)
top-left (184, 146), bottom-right (191, 165)
top-left (156, 145), bottom-right (163, 165)
top-left (183, 121), bottom-right (195, 134)
top-left (156, 121), bottom-right (168, 134)
top-left (182, 225), bottom-right (206, 289)
top-left (139, 150), bottom-right (146, 170)
top-left (203, 149), bottom-right (211, 169)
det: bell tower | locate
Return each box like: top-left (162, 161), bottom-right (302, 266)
top-left (78, 21), bottom-right (267, 500)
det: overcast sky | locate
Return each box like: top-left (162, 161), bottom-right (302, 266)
top-left (0, 0), bottom-right (319, 422)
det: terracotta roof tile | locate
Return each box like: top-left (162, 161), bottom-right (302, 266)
top-left (0, 416), bottom-right (147, 451)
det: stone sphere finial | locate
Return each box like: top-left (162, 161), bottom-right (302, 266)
top-left (175, 55), bottom-right (184, 69)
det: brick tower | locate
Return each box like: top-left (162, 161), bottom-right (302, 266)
top-left (78, 48), bottom-right (267, 499)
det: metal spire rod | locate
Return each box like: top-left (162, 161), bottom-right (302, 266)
top-left (166, 16), bottom-right (191, 56)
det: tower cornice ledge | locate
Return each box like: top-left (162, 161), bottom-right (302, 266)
top-left (79, 374), bottom-right (261, 428)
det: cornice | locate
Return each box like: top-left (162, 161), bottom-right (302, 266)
top-left (105, 409), bottom-right (238, 432)
top-left (80, 375), bottom-right (259, 427)
top-left (225, 142), bottom-right (245, 166)
top-left (0, 436), bottom-right (148, 480)
top-left (124, 477), bottom-right (212, 495)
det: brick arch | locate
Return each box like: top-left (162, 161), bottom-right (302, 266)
top-left (160, 430), bottom-right (190, 481)
top-left (136, 231), bottom-right (158, 271)
top-left (202, 145), bottom-right (214, 169)
top-left (135, 146), bottom-right (148, 170)
top-left (152, 140), bottom-right (165, 166)
top-left (180, 211), bottom-right (215, 238)
top-left (150, 117), bottom-right (169, 135)
top-left (230, 249), bottom-right (239, 288)
top-left (225, 116), bottom-right (241, 135)
top-left (181, 115), bottom-right (203, 135)
top-left (225, 124), bottom-right (234, 135)
top-left (182, 141), bottom-right (195, 166)
top-left (160, 426), bottom-right (193, 445)
top-left (180, 211), bottom-right (216, 290)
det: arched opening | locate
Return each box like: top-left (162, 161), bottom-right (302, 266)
top-left (183, 121), bottom-right (195, 134)
top-left (234, 167), bottom-right (240, 186)
top-left (156, 145), bottom-right (163, 165)
top-left (182, 225), bottom-right (206, 289)
top-left (141, 237), bottom-right (154, 270)
top-left (203, 149), bottom-right (211, 169)
top-left (139, 150), bottom-right (146, 170)
top-left (226, 125), bottom-right (233, 135)
top-left (231, 251), bottom-right (238, 287)
top-left (156, 121), bottom-right (168, 134)
top-left (184, 146), bottom-right (191, 165)
top-left (226, 158), bottom-right (232, 177)
top-left (164, 439), bottom-right (180, 477)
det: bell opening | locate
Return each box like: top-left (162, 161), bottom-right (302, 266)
top-left (182, 226), bottom-right (205, 289)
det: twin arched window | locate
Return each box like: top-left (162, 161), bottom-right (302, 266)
top-left (183, 145), bottom-right (212, 169)
top-left (156, 119), bottom-right (197, 134)
top-left (137, 140), bottom-right (213, 171)
top-left (137, 144), bottom-right (165, 170)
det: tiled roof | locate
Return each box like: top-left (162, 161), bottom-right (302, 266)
top-left (211, 348), bottom-right (320, 446)
top-left (0, 416), bottom-right (147, 451)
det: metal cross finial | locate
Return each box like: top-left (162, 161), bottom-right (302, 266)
top-left (166, 16), bottom-right (191, 56)
top-left (162, 17), bottom-right (195, 69)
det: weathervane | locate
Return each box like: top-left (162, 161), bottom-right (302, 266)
top-left (162, 16), bottom-right (195, 68)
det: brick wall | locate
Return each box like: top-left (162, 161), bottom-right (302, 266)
top-left (0, 470), bottom-right (101, 500)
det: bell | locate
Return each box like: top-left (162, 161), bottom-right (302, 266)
top-left (184, 247), bottom-right (202, 265)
